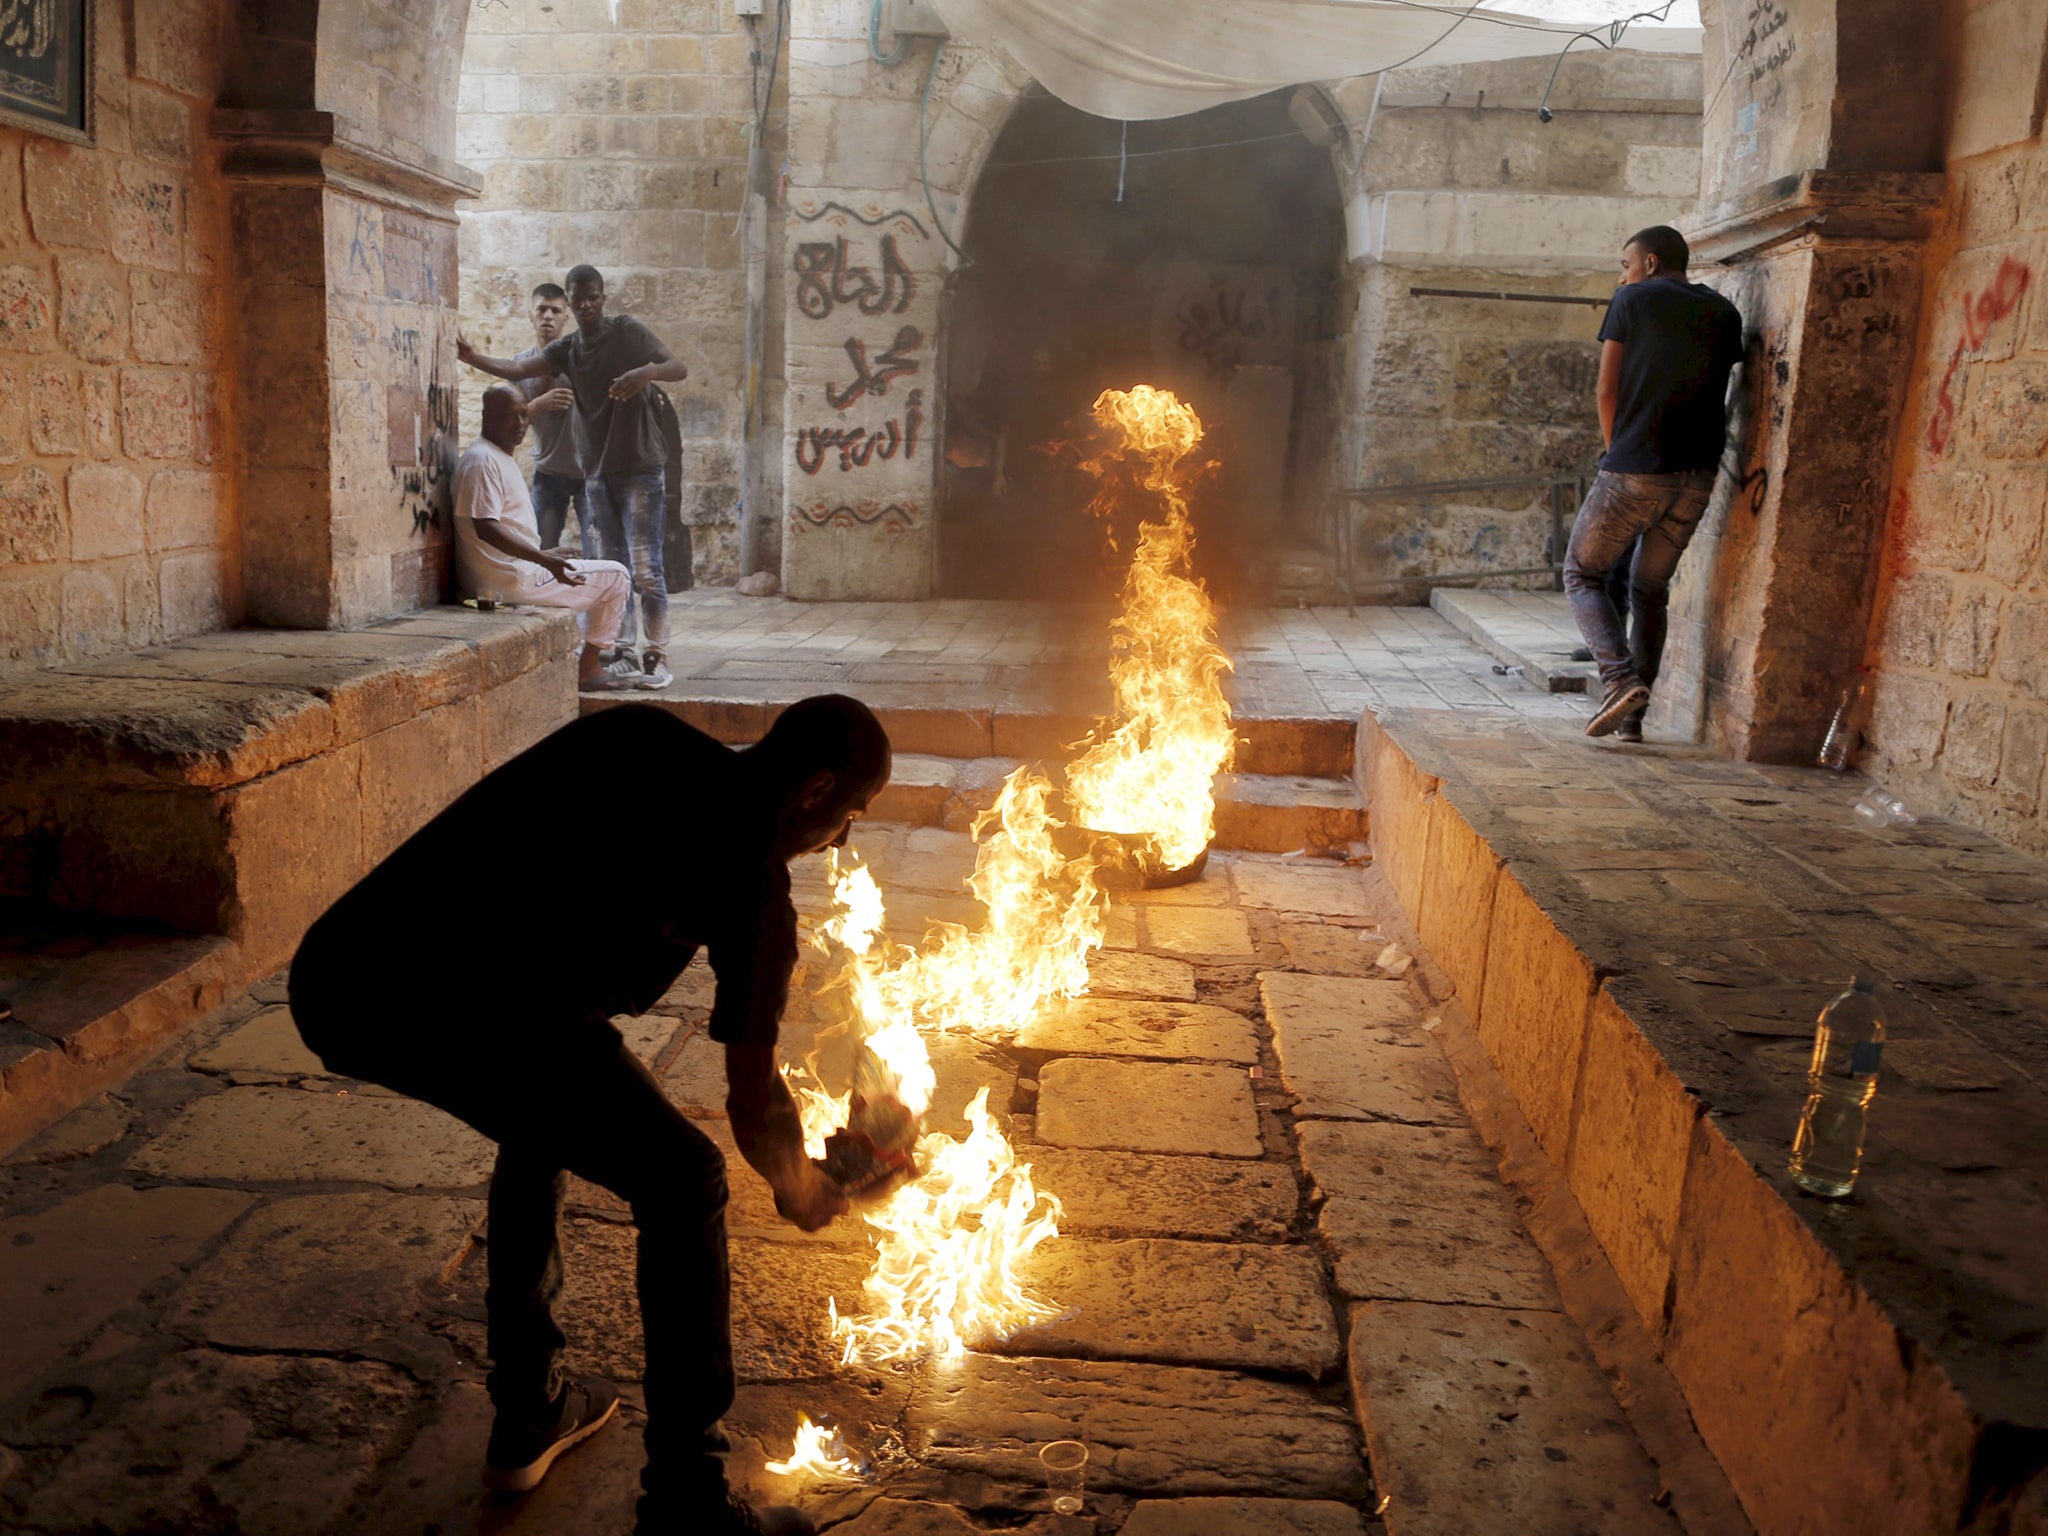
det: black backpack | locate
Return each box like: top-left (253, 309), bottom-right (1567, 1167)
top-left (648, 385), bottom-right (693, 593)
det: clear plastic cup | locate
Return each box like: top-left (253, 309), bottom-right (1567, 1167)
top-left (1039, 1440), bottom-right (1088, 1514)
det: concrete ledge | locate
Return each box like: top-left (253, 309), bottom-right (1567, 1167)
top-left (1354, 706), bottom-right (2048, 1536)
top-left (0, 608), bottom-right (580, 1149)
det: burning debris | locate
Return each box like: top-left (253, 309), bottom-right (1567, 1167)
top-left (791, 385), bottom-right (1232, 1372)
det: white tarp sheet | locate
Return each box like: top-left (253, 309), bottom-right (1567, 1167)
top-left (926, 0), bottom-right (1703, 121)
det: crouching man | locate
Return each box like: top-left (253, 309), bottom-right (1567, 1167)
top-left (289, 698), bottom-right (892, 1535)
top-left (458, 383), bottom-right (633, 692)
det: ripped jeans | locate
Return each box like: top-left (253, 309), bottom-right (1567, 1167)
top-left (1562, 469), bottom-right (1716, 692)
top-left (583, 469), bottom-right (669, 657)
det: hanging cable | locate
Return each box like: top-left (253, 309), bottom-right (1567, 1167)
top-left (869, 0), bottom-right (911, 66)
top-left (918, 39), bottom-right (972, 264)
top-left (1116, 120), bottom-right (1128, 202)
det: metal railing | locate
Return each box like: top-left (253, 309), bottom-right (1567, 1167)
top-left (1332, 471), bottom-right (1591, 613)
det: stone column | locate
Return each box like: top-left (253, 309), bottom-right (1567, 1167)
top-left (215, 111), bottom-right (478, 629)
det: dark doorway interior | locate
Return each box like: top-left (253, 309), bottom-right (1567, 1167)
top-left (939, 89), bottom-right (1346, 601)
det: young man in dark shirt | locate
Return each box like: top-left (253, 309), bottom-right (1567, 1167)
top-left (460, 266), bottom-right (689, 691)
top-left (289, 698), bottom-right (891, 1536)
top-left (1566, 224), bottom-right (1744, 739)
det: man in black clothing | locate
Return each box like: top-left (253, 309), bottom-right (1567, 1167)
top-left (1566, 224), bottom-right (1744, 739)
top-left (289, 698), bottom-right (891, 1536)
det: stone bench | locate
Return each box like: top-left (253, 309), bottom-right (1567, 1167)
top-left (0, 608), bottom-right (579, 1151)
top-left (1354, 706), bottom-right (2048, 1536)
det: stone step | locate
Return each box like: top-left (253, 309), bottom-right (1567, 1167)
top-left (0, 925), bottom-right (240, 1157)
top-left (591, 694), bottom-right (1354, 779)
top-left (862, 755), bottom-right (1367, 853)
top-left (1428, 587), bottom-right (1594, 693)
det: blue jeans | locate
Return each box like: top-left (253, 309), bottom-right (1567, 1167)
top-left (530, 471), bottom-right (587, 553)
top-left (583, 469), bottom-right (669, 655)
top-left (1563, 470), bottom-right (1715, 691)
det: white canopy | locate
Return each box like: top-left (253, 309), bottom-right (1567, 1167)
top-left (927, 0), bottom-right (1703, 121)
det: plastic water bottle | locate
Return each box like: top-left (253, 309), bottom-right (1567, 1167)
top-left (1788, 976), bottom-right (1884, 1198)
top-left (1818, 676), bottom-right (1869, 769)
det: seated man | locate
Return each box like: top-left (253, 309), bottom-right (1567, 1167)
top-left (455, 384), bottom-right (633, 692)
top-left (289, 697), bottom-right (891, 1536)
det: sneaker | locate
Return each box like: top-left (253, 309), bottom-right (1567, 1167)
top-left (580, 666), bottom-right (638, 693)
top-left (1570, 645), bottom-right (1595, 662)
top-left (634, 653), bottom-right (674, 690)
top-left (1586, 677), bottom-right (1651, 737)
top-left (639, 1492), bottom-right (815, 1536)
top-left (603, 652), bottom-right (641, 681)
top-left (483, 1376), bottom-right (621, 1494)
top-left (1613, 712), bottom-right (1645, 743)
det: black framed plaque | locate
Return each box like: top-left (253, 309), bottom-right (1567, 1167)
top-left (0, 0), bottom-right (91, 145)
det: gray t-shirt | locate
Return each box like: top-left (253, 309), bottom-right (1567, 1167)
top-left (514, 345), bottom-right (582, 478)
top-left (541, 316), bottom-right (668, 478)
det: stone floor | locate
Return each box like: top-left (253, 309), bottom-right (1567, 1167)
top-left (0, 834), bottom-right (1702, 1536)
top-left (644, 592), bottom-right (1586, 725)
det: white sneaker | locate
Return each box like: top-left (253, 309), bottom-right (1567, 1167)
top-left (635, 654), bottom-right (674, 690)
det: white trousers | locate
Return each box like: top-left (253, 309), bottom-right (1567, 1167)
top-left (491, 560), bottom-right (631, 650)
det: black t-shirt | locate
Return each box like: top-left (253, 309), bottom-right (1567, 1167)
top-left (1598, 277), bottom-right (1744, 474)
top-left (291, 706), bottom-right (795, 1054)
top-left (541, 316), bottom-right (669, 478)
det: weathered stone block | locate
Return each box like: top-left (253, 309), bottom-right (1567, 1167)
top-left (866, 751), bottom-right (955, 824)
top-left (80, 366), bottom-right (117, 455)
top-left (1023, 1147), bottom-right (1296, 1240)
top-left (1664, 1116), bottom-right (1977, 1536)
top-left (904, 1354), bottom-right (1366, 1500)
top-left (0, 360), bottom-right (21, 461)
top-left (1229, 858), bottom-right (1372, 917)
top-left (0, 1184), bottom-right (252, 1400)
top-left (358, 697), bottom-right (483, 863)
top-left (1017, 997), bottom-right (1258, 1064)
top-left (1, 463), bottom-right (62, 563)
top-left (1142, 905), bottom-right (1255, 958)
top-left (1944, 693), bottom-right (2007, 789)
top-left (1358, 713), bottom-right (1440, 919)
top-left (131, 270), bottom-right (210, 364)
top-left (479, 649), bottom-right (577, 770)
top-left (56, 256), bottom-right (126, 361)
top-left (158, 548), bottom-right (229, 638)
top-left (133, 0), bottom-right (218, 97)
top-left (143, 468), bottom-right (226, 551)
top-left (1415, 797), bottom-right (1500, 1014)
top-left (1474, 868), bottom-right (1596, 1163)
top-left (1037, 1058), bottom-right (1262, 1157)
top-left (1012, 1238), bottom-right (1342, 1377)
top-left (1214, 773), bottom-right (1368, 854)
top-left (1259, 971), bottom-right (1462, 1124)
top-left (1085, 948), bottom-right (1197, 1000)
top-left (169, 1192), bottom-right (479, 1350)
top-left (58, 568), bottom-right (119, 651)
top-left (0, 262), bottom-right (53, 353)
top-left (67, 461), bottom-right (144, 560)
top-left (129, 1086), bottom-right (495, 1187)
top-left (120, 367), bottom-right (196, 459)
top-left (28, 363), bottom-right (80, 452)
top-left (222, 740), bottom-right (368, 971)
top-left (24, 142), bottom-right (108, 249)
top-left (1348, 1301), bottom-right (1667, 1536)
top-left (110, 160), bottom-right (185, 272)
top-left (1562, 985), bottom-right (1698, 1337)
top-left (189, 1005), bottom-right (328, 1078)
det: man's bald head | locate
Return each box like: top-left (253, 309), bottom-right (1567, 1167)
top-left (481, 383), bottom-right (528, 452)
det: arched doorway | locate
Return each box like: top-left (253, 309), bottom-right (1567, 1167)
top-left (938, 88), bottom-right (1346, 601)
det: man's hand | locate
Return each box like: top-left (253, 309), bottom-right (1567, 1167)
top-left (772, 1160), bottom-right (849, 1232)
top-left (609, 367), bottom-right (651, 402)
top-left (528, 386), bottom-right (574, 415)
top-left (457, 335), bottom-right (478, 367)
top-left (541, 555), bottom-right (587, 586)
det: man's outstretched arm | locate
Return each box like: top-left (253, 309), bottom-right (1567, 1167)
top-left (457, 336), bottom-right (557, 382)
top-left (1596, 338), bottom-right (1623, 451)
top-left (726, 1042), bottom-right (847, 1232)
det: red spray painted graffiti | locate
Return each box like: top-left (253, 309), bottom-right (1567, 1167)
top-left (1925, 256), bottom-right (2031, 454)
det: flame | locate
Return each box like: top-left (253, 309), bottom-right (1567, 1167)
top-left (1064, 387), bottom-right (1235, 871)
top-left (766, 1412), bottom-right (861, 1480)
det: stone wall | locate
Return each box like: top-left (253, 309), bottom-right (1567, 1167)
top-left (1332, 52), bottom-right (1703, 600)
top-left (453, 0), bottom-right (767, 584)
top-left (1860, 15), bottom-right (2048, 855)
top-left (0, 0), bottom-right (236, 673)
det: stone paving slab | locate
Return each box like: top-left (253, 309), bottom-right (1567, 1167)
top-left (1142, 906), bottom-right (1257, 959)
top-left (167, 1192), bottom-right (480, 1351)
top-left (0, 1183), bottom-right (253, 1401)
top-left (19, 1350), bottom-right (422, 1536)
top-left (1347, 1302), bottom-right (1672, 1536)
top-left (1122, 1497), bottom-right (1367, 1536)
top-left (1275, 919), bottom-right (1385, 976)
top-left (1086, 948), bottom-right (1198, 1000)
top-left (1017, 997), bottom-right (1258, 1063)
top-left (128, 1085), bottom-right (495, 1188)
top-left (1036, 1059), bottom-right (1262, 1157)
top-left (0, 1092), bottom-right (132, 1164)
top-left (1230, 858), bottom-right (1375, 917)
top-left (1010, 1238), bottom-right (1342, 1377)
top-left (904, 1354), bottom-right (1367, 1500)
top-left (1302, 1120), bottom-right (1559, 1309)
top-left (188, 1004), bottom-right (328, 1079)
top-left (1023, 1147), bottom-right (1296, 1241)
top-left (1260, 972), bottom-right (1463, 1124)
